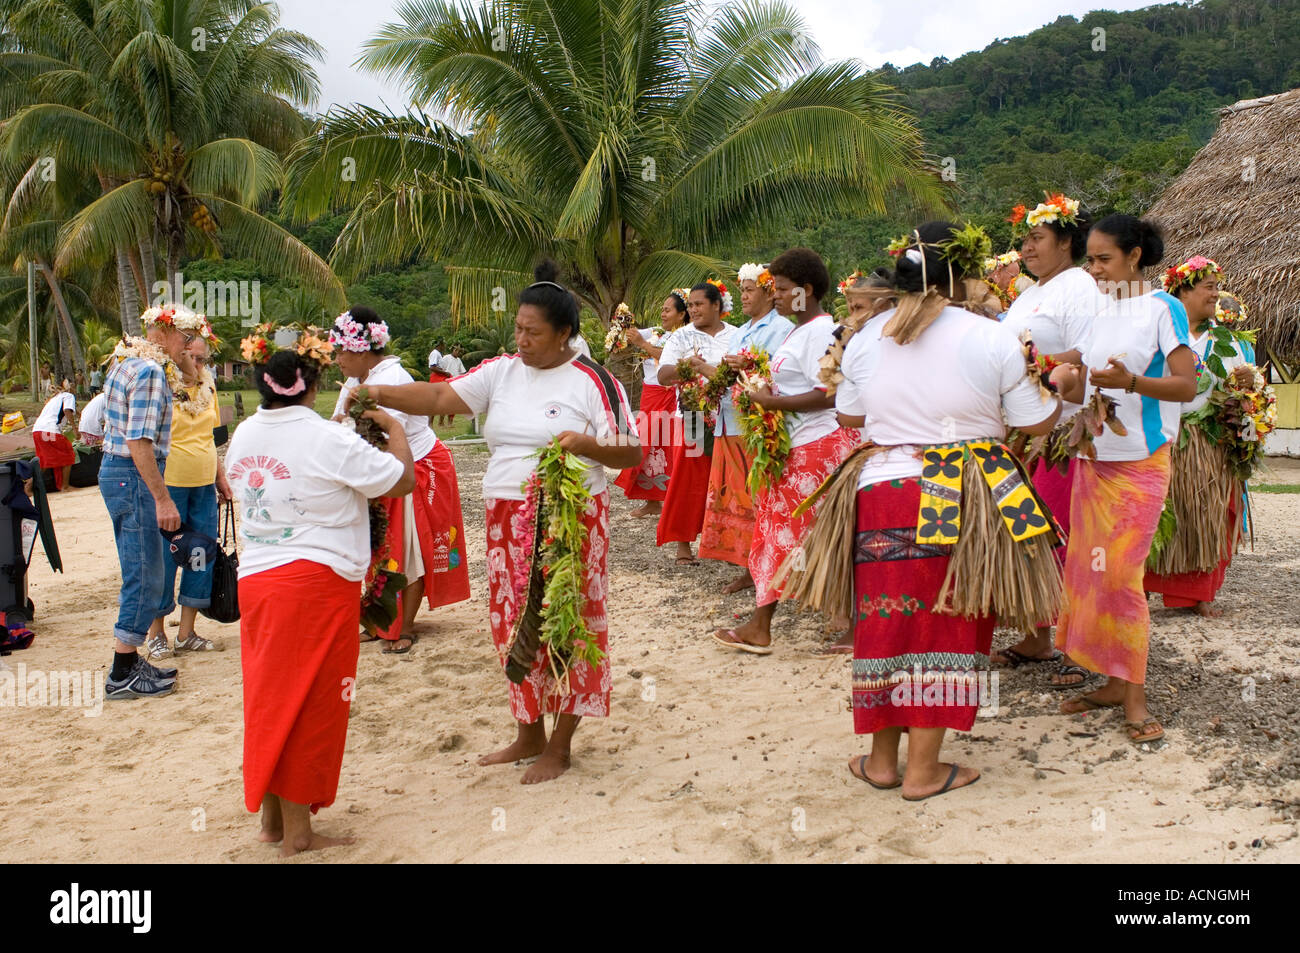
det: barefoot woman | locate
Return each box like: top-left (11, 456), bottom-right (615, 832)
top-left (230, 328), bottom-right (414, 856)
top-left (1052, 215), bottom-right (1197, 745)
top-left (351, 261), bottom-right (642, 783)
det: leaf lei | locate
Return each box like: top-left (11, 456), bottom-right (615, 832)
top-left (1183, 365), bottom-right (1276, 482)
top-left (348, 391), bottom-right (408, 634)
top-left (730, 348), bottom-right (790, 494)
top-left (523, 438), bottom-right (601, 692)
top-left (1018, 389), bottom-right (1127, 475)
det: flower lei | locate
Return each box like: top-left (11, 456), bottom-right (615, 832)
top-left (730, 348), bottom-right (790, 494)
top-left (328, 310), bottom-right (390, 353)
top-left (111, 336), bottom-right (183, 402)
top-left (604, 302), bottom-right (636, 353)
top-left (522, 438), bottom-right (601, 693)
top-left (1009, 191), bottom-right (1081, 239)
top-left (1018, 331), bottom-right (1059, 402)
top-left (1162, 255), bottom-right (1221, 295)
top-left (348, 391), bottom-right (408, 634)
top-left (1183, 366), bottom-right (1277, 481)
top-left (174, 367), bottom-right (216, 417)
top-left (675, 358), bottom-right (715, 425)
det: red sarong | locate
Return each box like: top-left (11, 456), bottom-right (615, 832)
top-left (851, 480), bottom-right (994, 734)
top-left (655, 440), bottom-right (711, 546)
top-left (34, 431), bottom-right (76, 489)
top-left (376, 442), bottom-right (471, 640)
top-left (698, 435), bottom-right (754, 566)
top-left (1144, 495), bottom-right (1239, 608)
top-left (614, 383), bottom-right (678, 502)
top-left (485, 492), bottom-right (611, 723)
top-left (751, 428), bottom-right (860, 605)
top-left (240, 560), bottom-right (360, 813)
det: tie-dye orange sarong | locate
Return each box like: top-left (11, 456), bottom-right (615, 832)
top-left (1056, 446), bottom-right (1171, 684)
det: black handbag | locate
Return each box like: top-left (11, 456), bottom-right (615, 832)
top-left (201, 499), bottom-right (240, 623)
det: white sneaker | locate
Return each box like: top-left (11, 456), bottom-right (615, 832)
top-left (175, 633), bottom-right (223, 652)
top-left (146, 634), bottom-right (172, 660)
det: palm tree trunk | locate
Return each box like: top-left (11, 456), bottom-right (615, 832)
top-left (167, 230), bottom-right (182, 306)
top-left (117, 247), bottom-right (141, 336)
top-left (37, 259), bottom-right (86, 373)
top-left (138, 234), bottom-right (157, 302)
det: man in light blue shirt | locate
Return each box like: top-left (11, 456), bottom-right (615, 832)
top-left (696, 264), bottom-right (794, 592)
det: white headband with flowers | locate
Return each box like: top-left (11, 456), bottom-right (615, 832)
top-left (328, 310), bottom-right (390, 353)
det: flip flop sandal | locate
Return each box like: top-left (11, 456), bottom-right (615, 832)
top-left (359, 631), bottom-right (382, 644)
top-left (1048, 662), bottom-right (1096, 690)
top-left (1125, 717), bottom-right (1165, 745)
top-left (813, 642), bottom-right (854, 657)
top-left (993, 647), bottom-right (1063, 668)
top-left (1060, 694), bottom-right (1122, 714)
top-left (711, 630), bottom-right (773, 655)
top-left (850, 755), bottom-right (901, 790)
top-left (383, 633), bottom-right (418, 655)
top-left (902, 763), bottom-right (979, 802)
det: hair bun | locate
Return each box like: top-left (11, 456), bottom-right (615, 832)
top-left (534, 258), bottom-right (561, 284)
top-left (1138, 220), bottom-right (1165, 269)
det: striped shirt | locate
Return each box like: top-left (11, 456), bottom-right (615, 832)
top-left (102, 357), bottom-right (174, 458)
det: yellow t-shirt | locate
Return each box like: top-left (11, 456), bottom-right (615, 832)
top-left (165, 376), bottom-right (221, 487)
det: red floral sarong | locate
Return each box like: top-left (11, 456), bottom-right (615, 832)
top-left (615, 382), bottom-right (678, 502)
top-left (34, 431), bottom-right (76, 489)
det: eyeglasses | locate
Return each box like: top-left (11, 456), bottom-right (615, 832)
top-left (193, 357), bottom-right (208, 365)
top-left (179, 331), bottom-right (197, 344)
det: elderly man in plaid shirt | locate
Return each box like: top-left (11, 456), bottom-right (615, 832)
top-left (100, 313), bottom-right (198, 699)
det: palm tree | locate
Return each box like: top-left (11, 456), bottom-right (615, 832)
top-left (286, 0), bottom-right (946, 325)
top-left (0, 0), bottom-right (344, 336)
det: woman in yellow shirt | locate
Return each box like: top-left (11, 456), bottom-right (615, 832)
top-left (147, 332), bottom-right (232, 659)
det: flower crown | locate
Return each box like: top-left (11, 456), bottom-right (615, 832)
top-left (1162, 255), bottom-right (1221, 295)
top-left (737, 262), bottom-right (774, 292)
top-left (328, 310), bottom-right (391, 353)
top-left (889, 222), bottom-right (992, 280)
top-left (837, 270), bottom-right (865, 296)
top-left (1008, 192), bottom-right (1081, 238)
top-left (670, 288), bottom-right (692, 308)
top-left (240, 322), bottom-right (334, 367)
top-left (1215, 291), bottom-right (1249, 328)
top-left (706, 278), bottom-right (734, 317)
top-left (983, 249), bottom-right (1021, 273)
top-left (142, 304), bottom-right (214, 337)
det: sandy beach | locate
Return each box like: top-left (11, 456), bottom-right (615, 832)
top-left (3, 445), bottom-right (1297, 864)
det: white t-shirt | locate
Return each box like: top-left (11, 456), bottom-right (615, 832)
top-left (427, 348), bottom-right (443, 368)
top-left (79, 392), bottom-right (107, 438)
top-left (658, 323), bottom-right (739, 376)
top-left (333, 356), bottom-right (438, 461)
top-left (571, 335), bottom-right (592, 359)
top-left (227, 406), bottom-right (406, 581)
top-left (770, 314), bottom-right (840, 447)
top-left (450, 352), bottom-right (635, 501)
top-left (33, 392), bottom-right (76, 434)
top-left (637, 328), bottom-right (671, 384)
top-left (1080, 290), bottom-right (1191, 461)
top-left (837, 306), bottom-right (1054, 487)
top-left (438, 354), bottom-right (467, 377)
top-left (1182, 325), bottom-right (1255, 416)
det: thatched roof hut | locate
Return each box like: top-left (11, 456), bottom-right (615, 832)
top-left (1146, 88), bottom-right (1300, 370)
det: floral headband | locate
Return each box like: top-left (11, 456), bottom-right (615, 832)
top-left (670, 288), bottom-right (692, 309)
top-left (706, 278), bottom-right (734, 317)
top-left (837, 270), bottom-right (865, 296)
top-left (1008, 191), bottom-right (1081, 239)
top-left (240, 322), bottom-right (334, 368)
top-left (983, 250), bottom-right (1021, 273)
top-left (737, 262), bottom-right (774, 292)
top-left (142, 304), bottom-right (213, 338)
top-left (328, 310), bottom-right (390, 353)
top-left (1215, 290), bottom-right (1249, 328)
top-left (1162, 255), bottom-right (1221, 295)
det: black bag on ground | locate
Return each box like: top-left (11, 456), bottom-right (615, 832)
top-left (201, 499), bottom-right (240, 624)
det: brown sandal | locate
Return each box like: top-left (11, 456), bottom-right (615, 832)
top-left (1125, 717), bottom-right (1165, 745)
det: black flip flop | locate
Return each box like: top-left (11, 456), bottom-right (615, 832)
top-left (1048, 662), bottom-right (1096, 690)
top-left (851, 755), bottom-right (901, 790)
top-left (902, 763), bottom-right (979, 802)
top-left (383, 633), bottom-right (418, 655)
top-left (994, 647), bottom-right (1063, 668)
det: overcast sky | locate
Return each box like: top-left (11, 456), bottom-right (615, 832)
top-left (278, 0), bottom-right (1161, 114)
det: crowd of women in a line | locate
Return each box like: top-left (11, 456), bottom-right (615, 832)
top-left (222, 195), bottom-right (1258, 852)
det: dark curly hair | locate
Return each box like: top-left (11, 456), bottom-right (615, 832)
top-left (769, 247), bottom-right (831, 301)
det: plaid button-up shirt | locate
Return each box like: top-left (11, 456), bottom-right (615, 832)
top-left (102, 357), bottom-right (173, 458)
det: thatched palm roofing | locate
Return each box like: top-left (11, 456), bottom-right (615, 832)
top-left (1146, 87), bottom-right (1300, 365)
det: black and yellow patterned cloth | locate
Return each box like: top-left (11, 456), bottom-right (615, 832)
top-left (916, 440), bottom-right (1057, 546)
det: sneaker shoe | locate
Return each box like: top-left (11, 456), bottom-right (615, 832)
top-left (175, 632), bottom-right (223, 653)
top-left (141, 657), bottom-right (178, 681)
top-left (146, 633), bottom-right (172, 660)
top-left (106, 656), bottom-right (177, 700)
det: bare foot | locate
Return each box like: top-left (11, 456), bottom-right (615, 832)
top-left (478, 736), bottom-right (547, 766)
top-left (815, 633), bottom-right (853, 656)
top-left (521, 749), bottom-right (571, 784)
top-left (1192, 601), bottom-right (1223, 618)
top-left (722, 571), bottom-right (754, 594)
top-left (280, 832), bottom-right (355, 857)
top-left (257, 827), bottom-right (283, 844)
top-left (901, 763), bottom-right (980, 800)
top-left (630, 502), bottom-right (662, 519)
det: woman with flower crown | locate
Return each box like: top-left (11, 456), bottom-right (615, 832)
top-left (991, 193), bottom-right (1105, 682)
top-left (654, 281), bottom-right (739, 564)
top-left (1143, 260), bottom-right (1261, 617)
top-left (614, 292), bottom-right (689, 518)
top-left (329, 305), bottom-right (471, 653)
top-left (712, 249), bottom-right (859, 653)
top-left (1051, 214), bottom-right (1197, 745)
top-left (229, 325), bottom-right (413, 856)
top-left (145, 317), bottom-right (232, 660)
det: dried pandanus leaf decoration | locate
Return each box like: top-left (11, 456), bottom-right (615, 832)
top-left (348, 390), bottom-right (407, 635)
top-left (1020, 390), bottom-right (1126, 475)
